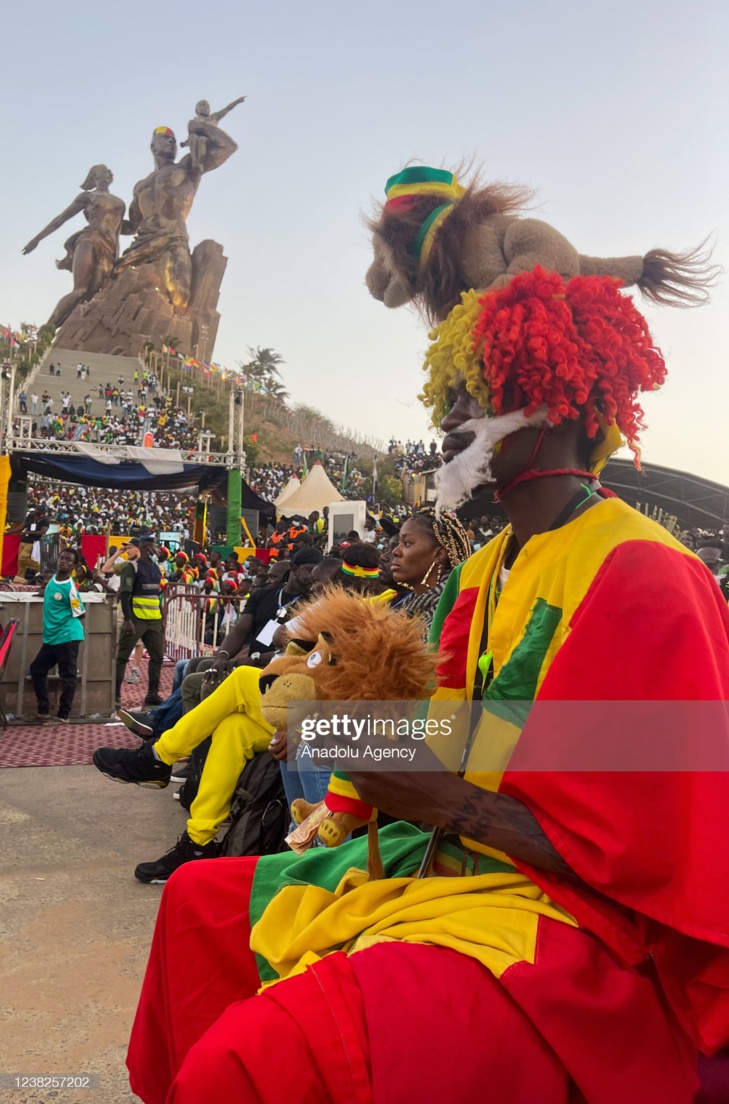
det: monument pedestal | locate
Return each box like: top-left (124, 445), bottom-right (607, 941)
top-left (54, 239), bottom-right (227, 360)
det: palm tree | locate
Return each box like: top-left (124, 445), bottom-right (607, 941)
top-left (268, 381), bottom-right (289, 403)
top-left (237, 346), bottom-right (285, 391)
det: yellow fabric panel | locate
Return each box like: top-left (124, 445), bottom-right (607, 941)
top-left (0, 454), bottom-right (11, 571)
top-left (250, 868), bottom-right (577, 985)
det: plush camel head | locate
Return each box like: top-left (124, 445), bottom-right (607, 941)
top-left (366, 166), bottom-right (535, 323)
top-left (365, 235), bottom-right (414, 309)
top-left (258, 588), bottom-right (438, 731)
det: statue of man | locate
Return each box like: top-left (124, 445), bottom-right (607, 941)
top-left (115, 122), bottom-right (238, 315)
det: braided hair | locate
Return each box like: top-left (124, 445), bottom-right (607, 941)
top-left (408, 507), bottom-right (471, 568)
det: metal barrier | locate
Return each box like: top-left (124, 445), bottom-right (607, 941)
top-left (163, 586), bottom-right (248, 662)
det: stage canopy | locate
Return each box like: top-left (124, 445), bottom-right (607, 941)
top-left (275, 475), bottom-right (301, 506)
top-left (9, 445), bottom-right (275, 520)
top-left (277, 462), bottom-right (344, 516)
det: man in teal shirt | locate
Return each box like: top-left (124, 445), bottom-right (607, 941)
top-left (30, 548), bottom-right (85, 724)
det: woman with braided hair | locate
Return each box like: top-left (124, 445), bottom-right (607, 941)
top-left (388, 506), bottom-right (471, 630)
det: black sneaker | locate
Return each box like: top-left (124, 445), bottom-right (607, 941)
top-left (92, 741), bottom-right (171, 788)
top-left (143, 692), bottom-right (165, 708)
top-left (170, 762), bottom-right (191, 782)
top-left (134, 832), bottom-right (218, 884)
top-left (119, 708), bottom-right (155, 740)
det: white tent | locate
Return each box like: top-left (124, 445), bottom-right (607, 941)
top-left (278, 462), bottom-right (344, 516)
top-left (274, 475), bottom-right (301, 506)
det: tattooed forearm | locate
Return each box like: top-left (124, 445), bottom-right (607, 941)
top-left (446, 782), bottom-right (577, 882)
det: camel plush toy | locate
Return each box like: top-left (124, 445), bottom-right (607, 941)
top-left (366, 166), bottom-right (715, 325)
top-left (259, 588), bottom-right (437, 877)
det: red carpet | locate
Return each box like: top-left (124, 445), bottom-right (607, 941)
top-left (0, 659), bottom-right (175, 769)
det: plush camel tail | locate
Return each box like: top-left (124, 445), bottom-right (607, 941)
top-left (579, 239), bottom-right (720, 307)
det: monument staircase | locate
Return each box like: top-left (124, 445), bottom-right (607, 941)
top-left (6, 345), bottom-right (234, 467)
top-left (25, 348), bottom-right (142, 423)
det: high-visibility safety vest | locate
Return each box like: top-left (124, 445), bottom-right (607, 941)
top-left (131, 559), bottom-right (163, 620)
top-left (269, 531), bottom-right (286, 559)
top-left (287, 525), bottom-right (307, 550)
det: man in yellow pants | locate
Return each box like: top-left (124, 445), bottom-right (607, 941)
top-left (92, 665), bottom-right (274, 882)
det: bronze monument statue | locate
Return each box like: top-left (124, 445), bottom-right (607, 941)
top-left (42, 102), bottom-right (245, 358)
top-left (114, 118), bottom-right (239, 314)
top-left (181, 96), bottom-right (246, 172)
top-left (22, 165), bottom-right (125, 328)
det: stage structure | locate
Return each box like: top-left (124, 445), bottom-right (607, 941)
top-left (22, 97), bottom-right (246, 361)
top-left (0, 371), bottom-right (268, 564)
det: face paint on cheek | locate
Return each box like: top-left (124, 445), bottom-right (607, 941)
top-left (435, 406), bottom-right (552, 512)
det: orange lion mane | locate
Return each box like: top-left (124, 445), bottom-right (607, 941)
top-left (266, 587), bottom-right (438, 702)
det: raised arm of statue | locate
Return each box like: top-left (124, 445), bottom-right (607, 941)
top-left (209, 95), bottom-right (247, 125)
top-left (22, 194), bottom-right (88, 254)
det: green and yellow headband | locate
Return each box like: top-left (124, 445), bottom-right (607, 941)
top-left (341, 562), bottom-right (380, 579)
top-left (384, 167), bottom-right (466, 271)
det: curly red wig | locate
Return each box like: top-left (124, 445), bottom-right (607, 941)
top-left (471, 267), bottom-right (667, 456)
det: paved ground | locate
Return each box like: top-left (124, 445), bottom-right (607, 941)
top-left (0, 763), bottom-right (185, 1103)
top-left (1, 658), bottom-right (175, 769)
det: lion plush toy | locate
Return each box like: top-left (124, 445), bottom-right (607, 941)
top-left (366, 165), bottom-right (715, 324)
top-left (259, 588), bottom-right (437, 878)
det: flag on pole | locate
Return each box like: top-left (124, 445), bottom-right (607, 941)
top-left (372, 457), bottom-right (378, 495)
top-left (341, 454), bottom-right (348, 491)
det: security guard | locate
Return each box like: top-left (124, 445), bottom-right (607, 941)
top-left (115, 533), bottom-right (165, 708)
top-left (268, 519), bottom-right (288, 560)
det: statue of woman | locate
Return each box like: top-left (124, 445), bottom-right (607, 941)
top-left (22, 165), bottom-right (125, 329)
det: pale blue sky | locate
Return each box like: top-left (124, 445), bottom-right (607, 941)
top-left (3, 0), bottom-right (728, 479)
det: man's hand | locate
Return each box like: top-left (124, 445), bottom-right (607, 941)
top-left (346, 767), bottom-right (577, 881)
top-left (203, 654), bottom-right (231, 684)
top-left (122, 619), bottom-right (135, 636)
top-left (268, 729), bottom-right (291, 762)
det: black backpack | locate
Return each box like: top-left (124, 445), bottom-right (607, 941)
top-left (177, 736), bottom-right (211, 812)
top-left (218, 752), bottom-right (289, 858)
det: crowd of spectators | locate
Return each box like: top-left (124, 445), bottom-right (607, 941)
top-left (16, 369), bottom-right (203, 452)
top-left (26, 483), bottom-right (196, 541)
top-left (388, 437), bottom-right (443, 477)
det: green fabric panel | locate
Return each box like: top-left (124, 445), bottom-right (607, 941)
top-left (250, 822), bottom-right (517, 982)
top-left (251, 823), bottom-right (430, 981)
top-left (226, 469), bottom-right (242, 547)
top-left (428, 560), bottom-right (464, 647)
top-left (488, 597), bottom-right (562, 703)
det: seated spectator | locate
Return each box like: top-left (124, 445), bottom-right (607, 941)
top-left (92, 547), bottom-right (324, 881)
